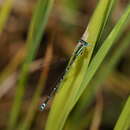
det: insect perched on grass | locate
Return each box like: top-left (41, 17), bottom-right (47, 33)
top-left (40, 39), bottom-right (90, 111)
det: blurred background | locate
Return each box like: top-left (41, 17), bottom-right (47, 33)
top-left (0, 0), bottom-right (130, 130)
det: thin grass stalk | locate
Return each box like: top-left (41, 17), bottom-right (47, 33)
top-left (0, 47), bottom-right (25, 85)
top-left (90, 93), bottom-right (103, 130)
top-left (114, 96), bottom-right (130, 130)
top-left (18, 43), bottom-right (53, 130)
top-left (7, 0), bottom-right (54, 129)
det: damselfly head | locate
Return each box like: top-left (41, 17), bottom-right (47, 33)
top-left (78, 39), bottom-right (90, 46)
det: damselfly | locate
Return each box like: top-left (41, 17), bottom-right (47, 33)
top-left (40, 39), bottom-right (90, 111)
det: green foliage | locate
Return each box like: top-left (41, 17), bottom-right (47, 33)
top-left (66, 4), bottom-right (130, 130)
top-left (66, 31), bottom-right (130, 130)
top-left (77, 4), bottom-right (130, 112)
top-left (114, 95), bottom-right (130, 130)
top-left (45, 0), bottom-right (121, 130)
top-left (7, 0), bottom-right (54, 129)
top-left (0, 0), bottom-right (129, 130)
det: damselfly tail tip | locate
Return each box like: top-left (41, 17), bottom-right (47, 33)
top-left (39, 103), bottom-right (46, 111)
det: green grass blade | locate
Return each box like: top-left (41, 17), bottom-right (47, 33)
top-left (65, 5), bottom-right (130, 129)
top-left (45, 0), bottom-right (115, 130)
top-left (7, 0), bottom-right (54, 130)
top-left (114, 96), bottom-right (130, 130)
top-left (65, 8), bottom-right (130, 127)
top-left (73, 5), bottom-right (130, 110)
top-left (67, 31), bottom-right (130, 130)
top-left (18, 44), bottom-right (53, 130)
top-left (93, 0), bottom-right (115, 53)
top-left (82, 0), bottom-right (114, 44)
top-left (0, 0), bottom-right (14, 32)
